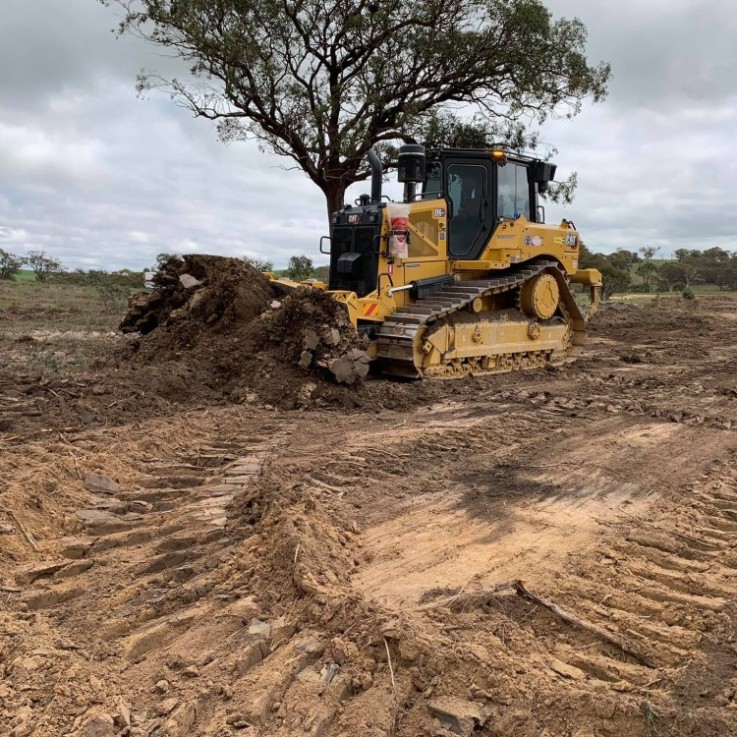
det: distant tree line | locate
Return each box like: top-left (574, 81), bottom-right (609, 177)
top-left (27, 243), bottom-right (737, 303)
top-left (580, 244), bottom-right (737, 299)
top-left (53, 269), bottom-right (147, 288)
top-left (1, 247), bottom-right (335, 288)
top-left (0, 249), bottom-right (67, 282)
top-left (0, 249), bottom-right (148, 313)
top-left (241, 254), bottom-right (328, 282)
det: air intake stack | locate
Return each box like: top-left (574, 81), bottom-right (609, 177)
top-left (397, 144), bottom-right (427, 203)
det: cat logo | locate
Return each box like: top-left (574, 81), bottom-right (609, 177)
top-left (348, 214), bottom-right (361, 224)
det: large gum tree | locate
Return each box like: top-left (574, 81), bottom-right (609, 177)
top-left (102, 0), bottom-right (610, 217)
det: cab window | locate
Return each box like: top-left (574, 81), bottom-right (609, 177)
top-left (497, 163), bottom-right (531, 220)
top-left (421, 161), bottom-right (443, 199)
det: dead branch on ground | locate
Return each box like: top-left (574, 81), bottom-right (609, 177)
top-left (9, 511), bottom-right (38, 551)
top-left (417, 578), bottom-right (655, 668)
top-left (513, 580), bottom-right (654, 668)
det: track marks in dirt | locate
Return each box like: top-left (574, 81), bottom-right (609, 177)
top-left (278, 401), bottom-right (737, 735)
top-left (485, 454), bottom-right (737, 721)
top-left (344, 409), bottom-right (717, 609)
top-left (1, 414), bottom-right (291, 737)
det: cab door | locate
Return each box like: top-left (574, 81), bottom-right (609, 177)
top-left (445, 159), bottom-right (493, 260)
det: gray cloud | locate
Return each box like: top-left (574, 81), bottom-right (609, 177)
top-left (542, 0), bottom-right (737, 255)
top-left (0, 0), bottom-right (735, 270)
top-left (0, 0), bottom-right (330, 271)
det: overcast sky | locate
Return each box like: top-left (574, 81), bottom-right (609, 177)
top-left (1, 0), bottom-right (735, 271)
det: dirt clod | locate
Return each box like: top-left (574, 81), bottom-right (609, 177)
top-left (81, 712), bottom-right (115, 737)
top-left (85, 473), bottom-right (121, 496)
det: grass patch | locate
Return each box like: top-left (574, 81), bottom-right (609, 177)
top-left (0, 280), bottom-right (130, 332)
top-left (689, 284), bottom-right (737, 294)
top-left (14, 269), bottom-right (36, 282)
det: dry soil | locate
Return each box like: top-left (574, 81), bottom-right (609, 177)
top-left (2, 291), bottom-right (737, 737)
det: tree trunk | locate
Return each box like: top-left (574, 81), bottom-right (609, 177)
top-left (322, 182), bottom-right (349, 226)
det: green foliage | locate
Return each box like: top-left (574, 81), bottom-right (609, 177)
top-left (242, 256), bottom-right (274, 272)
top-left (658, 261), bottom-right (698, 291)
top-left (285, 255), bottom-right (316, 282)
top-left (682, 286), bottom-right (696, 300)
top-left (578, 242), bottom-right (630, 300)
top-left (584, 244), bottom-right (737, 297)
top-left (48, 268), bottom-right (136, 314)
top-left (27, 347), bottom-right (63, 374)
top-left (636, 260), bottom-right (660, 292)
top-left (674, 248), bottom-right (696, 261)
top-left (698, 247), bottom-right (734, 288)
top-left (410, 111), bottom-right (542, 153)
top-left (103, 0), bottom-right (609, 215)
top-left (546, 172), bottom-right (578, 206)
top-left (600, 263), bottom-right (632, 300)
top-left (314, 265), bottom-right (330, 283)
top-left (0, 248), bottom-right (23, 280)
top-left (639, 245), bottom-right (660, 261)
top-left (608, 249), bottom-right (639, 270)
top-left (577, 242), bottom-right (605, 270)
top-left (652, 249), bottom-right (737, 293)
top-left (94, 280), bottom-right (131, 314)
top-left (54, 269), bottom-right (146, 289)
top-left (52, 269), bottom-right (87, 285)
top-left (27, 251), bottom-right (64, 282)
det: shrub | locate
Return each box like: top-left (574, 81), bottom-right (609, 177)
top-left (0, 248), bottom-right (23, 280)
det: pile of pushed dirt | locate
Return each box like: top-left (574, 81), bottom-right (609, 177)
top-left (120, 254), bottom-right (275, 336)
top-left (120, 256), bottom-right (371, 409)
top-left (253, 288), bottom-right (370, 385)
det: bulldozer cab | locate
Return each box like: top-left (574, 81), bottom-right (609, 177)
top-left (423, 149), bottom-right (554, 260)
top-left (325, 146), bottom-right (557, 298)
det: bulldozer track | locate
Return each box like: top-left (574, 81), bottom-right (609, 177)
top-left (374, 259), bottom-right (584, 378)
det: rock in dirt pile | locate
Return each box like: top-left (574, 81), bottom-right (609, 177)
top-left (121, 254), bottom-right (370, 388)
top-left (256, 286), bottom-right (371, 385)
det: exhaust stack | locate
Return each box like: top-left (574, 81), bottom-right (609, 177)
top-left (367, 148), bottom-right (382, 204)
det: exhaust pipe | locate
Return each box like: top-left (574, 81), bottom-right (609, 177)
top-left (368, 148), bottom-right (382, 204)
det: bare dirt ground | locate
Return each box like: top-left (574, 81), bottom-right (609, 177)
top-left (2, 288), bottom-right (737, 737)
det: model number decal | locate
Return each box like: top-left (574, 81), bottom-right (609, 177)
top-left (565, 234), bottom-right (578, 247)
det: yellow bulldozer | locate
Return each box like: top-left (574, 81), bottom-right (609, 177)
top-left (277, 145), bottom-right (602, 379)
